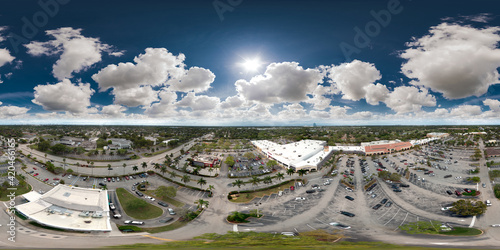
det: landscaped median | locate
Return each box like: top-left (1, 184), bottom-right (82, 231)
top-left (228, 179), bottom-right (305, 203)
top-left (115, 188), bottom-right (163, 220)
top-left (399, 221), bottom-right (482, 236)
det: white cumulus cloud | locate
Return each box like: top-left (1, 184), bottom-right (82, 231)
top-left (401, 23), bottom-right (500, 99)
top-left (32, 79), bottom-right (95, 113)
top-left (235, 62), bottom-right (323, 104)
top-left (327, 60), bottom-right (382, 101)
top-left (384, 86), bottom-right (436, 113)
top-left (25, 27), bottom-right (121, 80)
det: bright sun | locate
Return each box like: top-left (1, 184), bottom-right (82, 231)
top-left (241, 58), bottom-right (262, 72)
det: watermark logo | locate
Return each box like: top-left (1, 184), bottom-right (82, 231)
top-left (8, 0), bottom-right (71, 53)
top-left (213, 0), bottom-right (243, 21)
top-left (339, 0), bottom-right (403, 61)
top-left (5, 138), bottom-right (17, 242)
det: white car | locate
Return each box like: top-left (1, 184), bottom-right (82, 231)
top-left (345, 187), bottom-right (353, 192)
top-left (124, 220), bottom-right (144, 225)
top-left (68, 174), bottom-right (72, 179)
top-left (295, 197), bottom-right (306, 201)
top-left (491, 224), bottom-right (500, 227)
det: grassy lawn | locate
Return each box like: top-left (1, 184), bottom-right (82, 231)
top-left (440, 227), bottom-right (482, 236)
top-left (144, 190), bottom-right (184, 208)
top-left (142, 220), bottom-right (189, 234)
top-left (229, 180), bottom-right (297, 203)
top-left (0, 176), bottom-right (32, 201)
top-left (115, 188), bottom-right (163, 220)
top-left (109, 231), bottom-right (472, 250)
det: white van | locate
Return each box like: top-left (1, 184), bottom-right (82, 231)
top-left (278, 191), bottom-right (283, 197)
top-left (281, 232), bottom-right (297, 236)
top-left (486, 200), bottom-right (492, 206)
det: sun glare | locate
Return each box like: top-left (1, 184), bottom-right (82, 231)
top-left (241, 58), bottom-right (262, 72)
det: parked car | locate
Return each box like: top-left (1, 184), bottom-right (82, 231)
top-left (446, 190), bottom-right (453, 195)
top-left (159, 217), bottom-right (174, 223)
top-left (306, 190), bottom-right (316, 194)
top-left (295, 197), bottom-right (306, 201)
top-left (340, 211), bottom-right (355, 217)
top-left (486, 200), bottom-right (492, 206)
top-left (158, 201), bottom-right (169, 207)
top-left (124, 220), bottom-right (144, 225)
top-left (109, 203), bottom-right (116, 210)
top-left (372, 204), bottom-right (382, 210)
top-left (345, 196), bottom-right (354, 201)
top-left (168, 208), bottom-right (176, 215)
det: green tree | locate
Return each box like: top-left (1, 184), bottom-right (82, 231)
top-left (225, 155), bottom-right (235, 167)
top-left (141, 162), bottom-right (147, 172)
top-left (275, 172), bottom-right (285, 181)
top-left (122, 163), bottom-right (127, 175)
top-left (263, 176), bottom-right (272, 184)
top-left (207, 184), bottom-right (214, 193)
top-left (38, 141), bottom-right (51, 151)
top-left (467, 176), bottom-right (481, 183)
top-left (197, 177), bottom-right (207, 189)
top-left (169, 171), bottom-right (176, 179)
top-left (107, 164), bottom-right (112, 176)
top-left (181, 174), bottom-right (191, 184)
top-left (250, 176), bottom-right (261, 189)
top-left (449, 199), bottom-right (487, 216)
top-left (132, 165), bottom-right (138, 173)
top-left (232, 179), bottom-right (245, 191)
top-left (297, 169), bottom-right (308, 177)
top-left (287, 168), bottom-right (295, 176)
top-left (195, 199), bottom-right (209, 210)
top-left (160, 166), bottom-right (167, 176)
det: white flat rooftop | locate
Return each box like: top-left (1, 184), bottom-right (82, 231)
top-left (16, 185), bottom-right (111, 231)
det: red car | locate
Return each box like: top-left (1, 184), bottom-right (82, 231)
top-left (34, 173), bottom-right (39, 176)
top-left (43, 178), bottom-right (49, 182)
top-left (33, 167), bottom-right (37, 170)
top-left (53, 178), bottom-right (60, 180)
top-left (62, 173), bottom-right (67, 177)
top-left (107, 177), bottom-right (111, 182)
top-left (376, 168), bottom-right (383, 171)
top-left (290, 186), bottom-right (295, 191)
top-left (124, 176), bottom-right (130, 180)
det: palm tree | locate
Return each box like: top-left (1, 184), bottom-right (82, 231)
top-left (90, 161), bottom-right (94, 176)
top-left (76, 162), bottom-right (80, 175)
top-left (197, 177), bottom-right (207, 189)
top-left (44, 153), bottom-right (47, 161)
top-left (132, 165), bottom-right (138, 173)
top-left (192, 168), bottom-right (199, 175)
top-left (141, 162), bottom-right (148, 172)
top-left (207, 184), bottom-right (214, 193)
top-left (208, 167), bottom-right (214, 176)
top-left (287, 168), bottom-right (295, 176)
top-left (122, 163), bottom-right (127, 175)
top-left (276, 172), bottom-right (285, 181)
top-left (169, 171), bottom-right (176, 179)
top-left (232, 179), bottom-right (244, 191)
top-left (250, 176), bottom-right (261, 190)
top-left (263, 176), bottom-right (272, 184)
top-left (181, 174), bottom-right (191, 184)
top-left (154, 163), bottom-right (161, 173)
top-left (160, 166), bottom-right (167, 176)
top-left (107, 164), bottom-right (112, 176)
top-left (297, 169), bottom-right (308, 177)
top-left (63, 158), bottom-right (66, 172)
top-left (195, 199), bottom-right (209, 210)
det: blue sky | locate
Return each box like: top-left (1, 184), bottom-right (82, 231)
top-left (0, 0), bottom-right (500, 125)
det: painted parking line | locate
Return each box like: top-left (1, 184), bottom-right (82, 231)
top-left (306, 224), bottom-right (316, 230)
top-left (143, 235), bottom-right (175, 242)
top-left (384, 208), bottom-right (400, 226)
top-left (395, 212), bottom-right (410, 231)
top-left (70, 176), bottom-right (80, 186)
top-left (315, 218), bottom-right (329, 226)
top-left (378, 205), bottom-right (393, 220)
